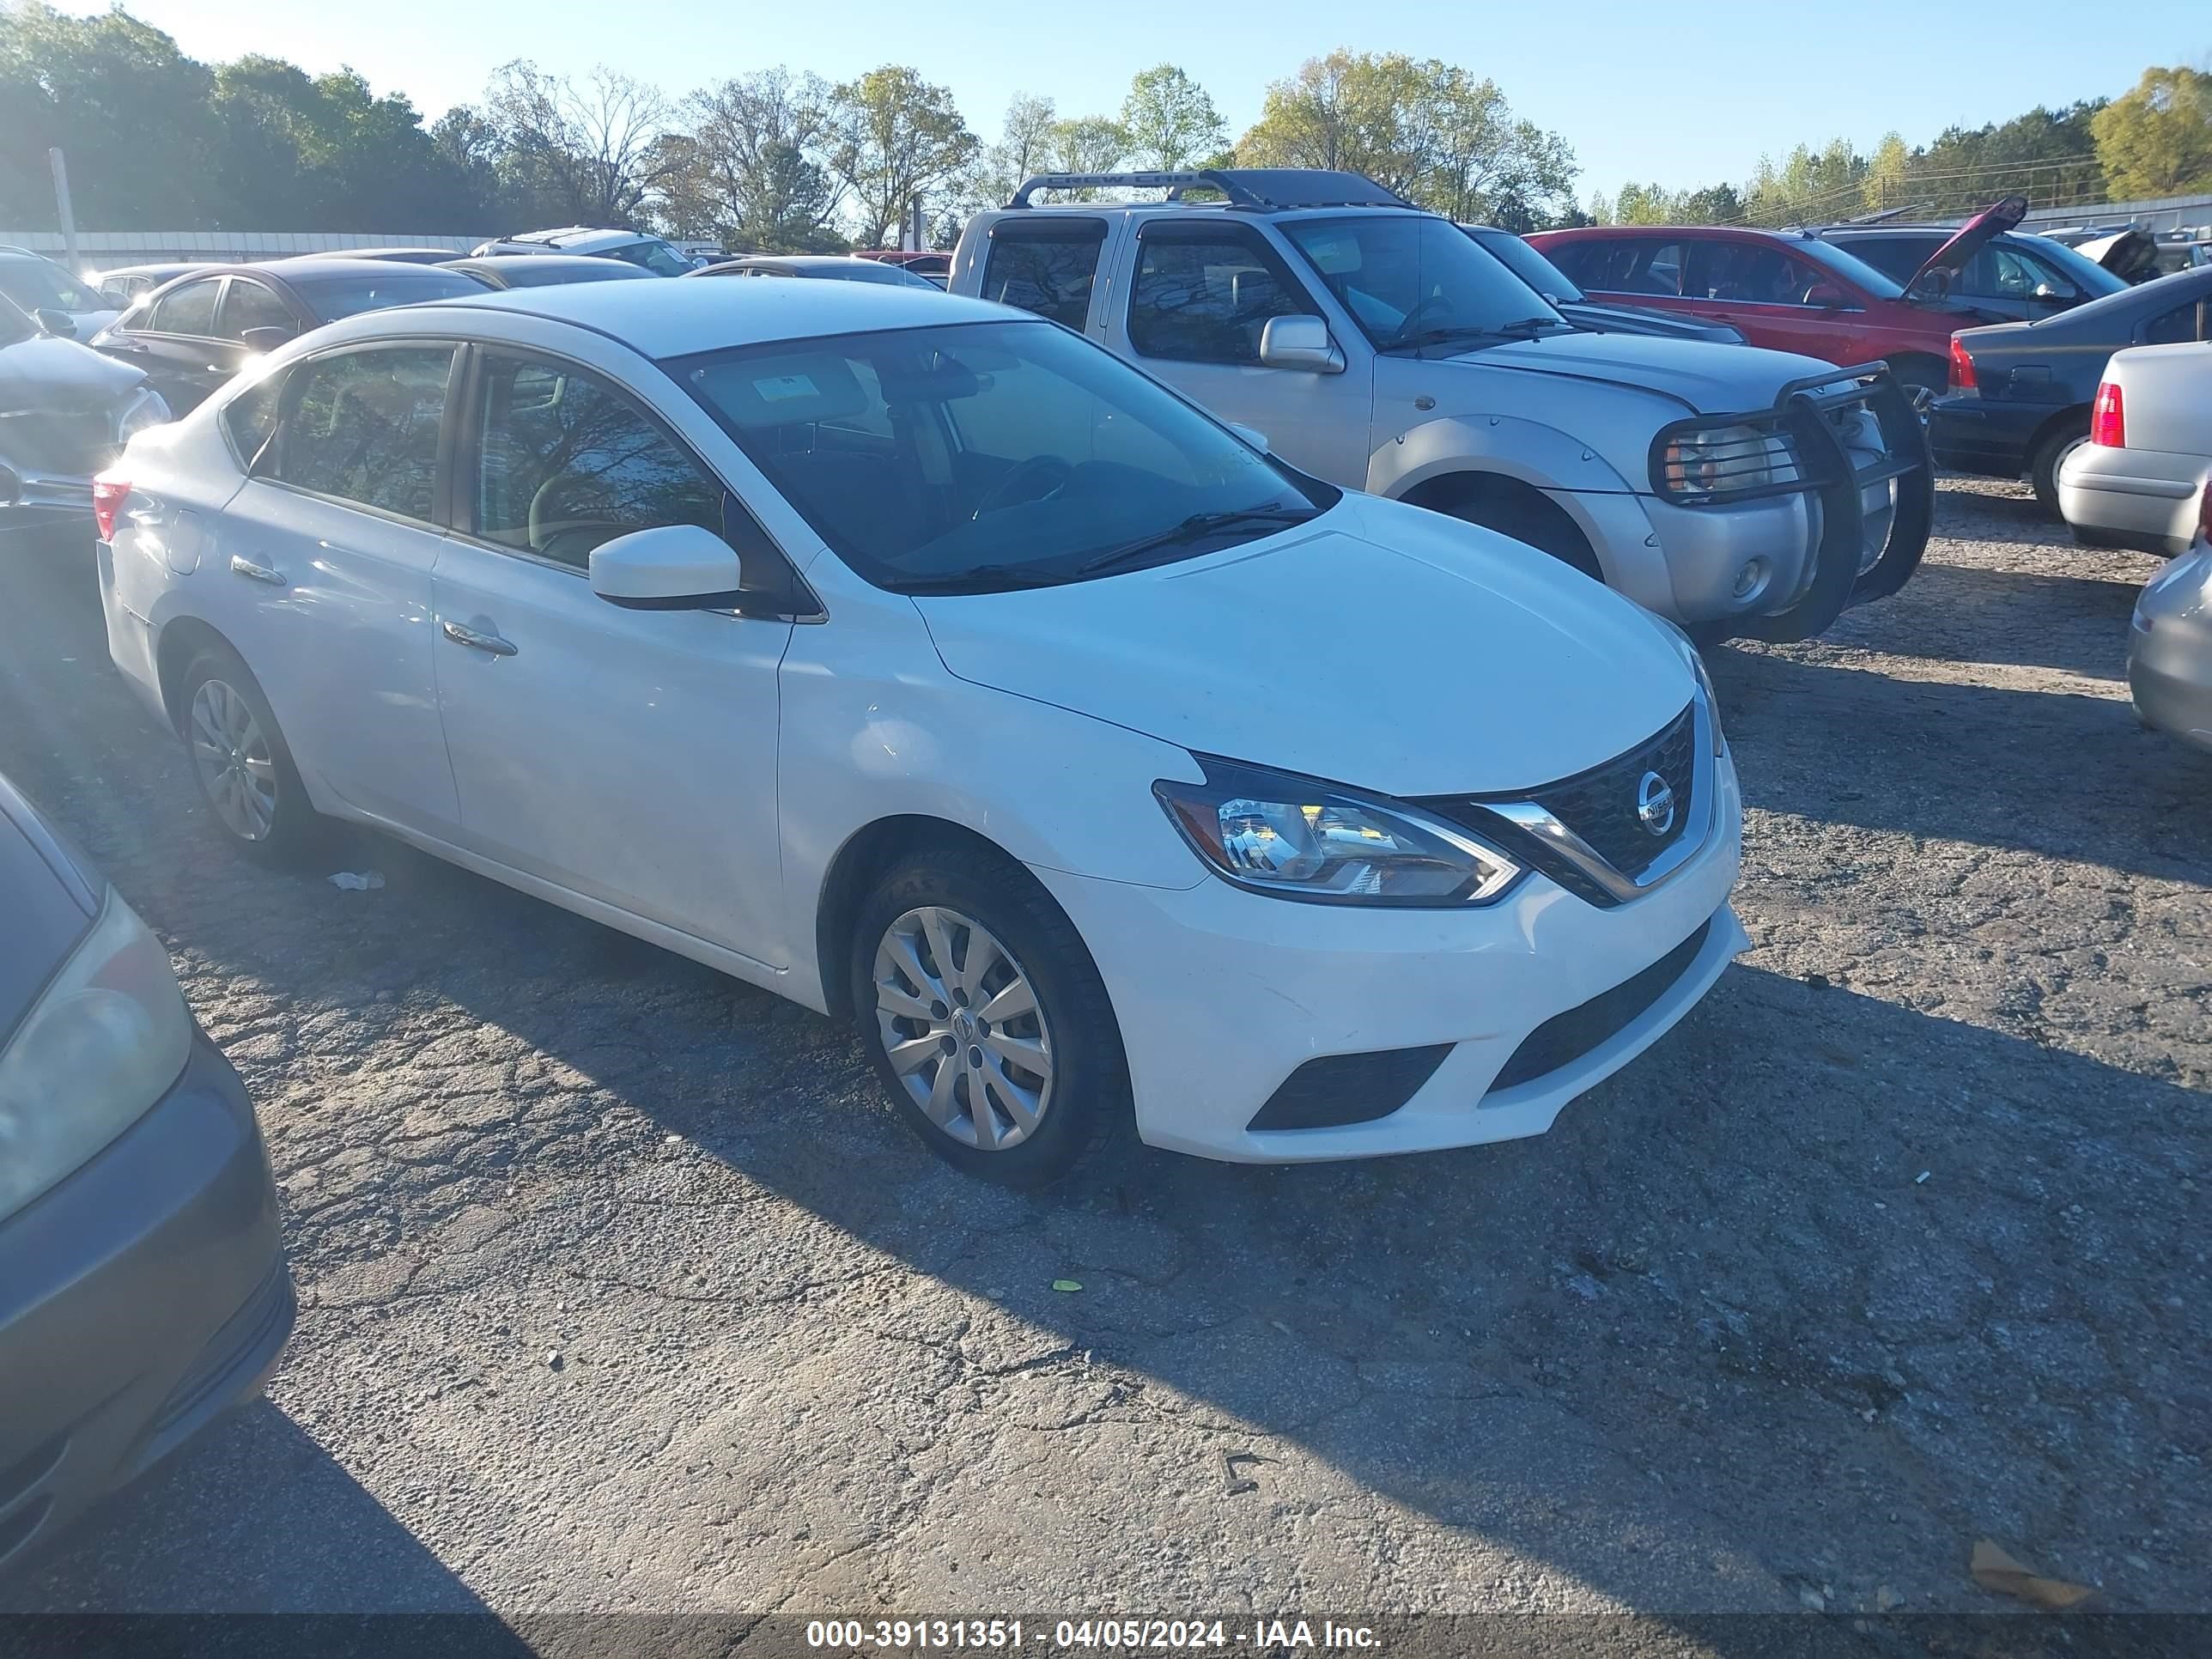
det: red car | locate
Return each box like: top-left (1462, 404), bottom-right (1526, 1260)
top-left (1531, 200), bottom-right (2025, 398)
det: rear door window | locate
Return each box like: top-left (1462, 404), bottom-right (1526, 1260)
top-left (260, 345), bottom-right (457, 524)
top-left (980, 219), bottom-right (1108, 330)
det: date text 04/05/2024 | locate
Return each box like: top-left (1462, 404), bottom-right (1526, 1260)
top-left (803, 1620), bottom-right (1382, 1650)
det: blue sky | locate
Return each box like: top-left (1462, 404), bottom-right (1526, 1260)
top-left (118, 0), bottom-right (2206, 204)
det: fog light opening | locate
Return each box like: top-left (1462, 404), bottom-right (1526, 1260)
top-left (1731, 557), bottom-right (1769, 605)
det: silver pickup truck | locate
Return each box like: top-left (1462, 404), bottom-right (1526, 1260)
top-left (949, 168), bottom-right (1931, 642)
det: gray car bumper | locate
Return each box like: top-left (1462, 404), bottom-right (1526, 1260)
top-left (0, 1027), bottom-right (293, 1571)
top-left (2129, 546), bottom-right (2212, 752)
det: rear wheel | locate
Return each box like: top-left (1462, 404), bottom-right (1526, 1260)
top-left (178, 647), bottom-right (325, 864)
top-left (2029, 423), bottom-right (2089, 520)
top-left (850, 843), bottom-right (1128, 1187)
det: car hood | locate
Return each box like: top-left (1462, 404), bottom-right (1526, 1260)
top-left (2076, 230), bottom-right (2161, 283)
top-left (1439, 327), bottom-right (1829, 414)
top-left (910, 495), bottom-right (1692, 799)
top-left (1559, 301), bottom-right (1745, 344)
top-left (0, 331), bottom-right (145, 412)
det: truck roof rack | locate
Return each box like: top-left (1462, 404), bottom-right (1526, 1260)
top-left (1006, 168), bottom-right (1413, 212)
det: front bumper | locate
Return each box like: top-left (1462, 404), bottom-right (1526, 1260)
top-left (1642, 365), bottom-right (1932, 641)
top-left (2057, 445), bottom-right (2209, 556)
top-left (0, 1028), bottom-right (293, 1571)
top-left (1036, 750), bottom-right (1745, 1163)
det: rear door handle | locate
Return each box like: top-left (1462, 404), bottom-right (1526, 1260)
top-left (228, 555), bottom-right (286, 586)
top-left (442, 620), bottom-right (518, 657)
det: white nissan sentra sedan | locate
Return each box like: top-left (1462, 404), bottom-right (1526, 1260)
top-left (94, 278), bottom-right (1746, 1182)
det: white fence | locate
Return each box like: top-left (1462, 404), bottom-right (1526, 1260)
top-left (0, 230), bottom-right (483, 270)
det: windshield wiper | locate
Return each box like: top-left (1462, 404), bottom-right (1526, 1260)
top-left (895, 563), bottom-right (1073, 593)
top-left (1377, 324), bottom-right (1508, 355)
top-left (1074, 507), bottom-right (1316, 576)
top-left (1497, 315), bottom-right (1572, 335)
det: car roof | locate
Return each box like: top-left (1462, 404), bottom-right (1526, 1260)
top-left (450, 253), bottom-right (651, 272)
top-left (416, 273), bottom-right (1010, 357)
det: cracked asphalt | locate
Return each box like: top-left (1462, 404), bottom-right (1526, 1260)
top-left (0, 476), bottom-right (2206, 1640)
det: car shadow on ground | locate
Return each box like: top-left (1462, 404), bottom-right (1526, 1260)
top-left (1817, 558), bottom-right (2154, 679)
top-left (1708, 647), bottom-right (2209, 880)
top-left (0, 1403), bottom-right (525, 1636)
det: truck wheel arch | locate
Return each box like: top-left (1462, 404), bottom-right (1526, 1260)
top-left (1397, 470), bottom-right (1605, 580)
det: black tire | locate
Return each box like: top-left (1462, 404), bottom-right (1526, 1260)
top-left (2029, 423), bottom-right (2089, 520)
top-left (848, 842), bottom-right (1129, 1187)
top-left (1887, 358), bottom-right (1947, 405)
top-left (176, 646), bottom-right (326, 865)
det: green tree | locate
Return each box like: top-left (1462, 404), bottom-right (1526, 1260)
top-left (2093, 66), bottom-right (2212, 198)
top-left (1863, 131), bottom-right (1911, 212)
top-left (1237, 50), bottom-right (1575, 222)
top-left (823, 64), bottom-right (977, 248)
top-left (1048, 113), bottom-right (1128, 177)
top-left (662, 69), bottom-right (843, 251)
top-left (1120, 64), bottom-right (1226, 170)
top-left (0, 2), bottom-right (221, 227)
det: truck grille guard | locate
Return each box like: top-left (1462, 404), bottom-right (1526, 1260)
top-left (1646, 362), bottom-right (1934, 643)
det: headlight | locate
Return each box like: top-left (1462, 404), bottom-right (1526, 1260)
top-left (0, 890), bottom-right (191, 1225)
top-left (1154, 758), bottom-right (1522, 906)
top-left (116, 385), bottom-right (172, 442)
top-left (1656, 422), bottom-right (1799, 499)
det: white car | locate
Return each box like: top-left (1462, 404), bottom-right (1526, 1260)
top-left (2058, 340), bottom-right (2212, 555)
top-left (94, 279), bottom-right (1745, 1180)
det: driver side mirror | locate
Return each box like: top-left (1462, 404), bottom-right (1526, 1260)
top-left (240, 325), bottom-right (297, 352)
top-left (1258, 314), bottom-right (1344, 374)
top-left (1225, 422), bottom-right (1271, 453)
top-left (1803, 283), bottom-right (1848, 309)
top-left (33, 308), bottom-right (75, 338)
top-left (590, 521), bottom-right (818, 621)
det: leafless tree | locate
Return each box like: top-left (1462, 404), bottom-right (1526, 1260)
top-left (484, 60), bottom-right (675, 225)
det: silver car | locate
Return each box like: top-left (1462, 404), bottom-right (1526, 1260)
top-left (2130, 479), bottom-right (2212, 752)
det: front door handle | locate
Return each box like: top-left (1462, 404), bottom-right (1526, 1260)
top-left (228, 554), bottom-right (286, 586)
top-left (442, 620), bottom-right (518, 657)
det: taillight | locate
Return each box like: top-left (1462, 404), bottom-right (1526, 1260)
top-left (91, 475), bottom-right (130, 542)
top-left (2090, 381), bottom-right (2125, 447)
top-left (1948, 335), bottom-right (1976, 392)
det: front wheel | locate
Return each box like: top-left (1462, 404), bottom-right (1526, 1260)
top-left (178, 647), bottom-right (325, 863)
top-left (849, 844), bottom-right (1129, 1186)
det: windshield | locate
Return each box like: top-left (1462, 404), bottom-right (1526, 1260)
top-left (603, 238), bottom-right (695, 277)
top-left (1792, 237), bottom-right (1907, 300)
top-left (0, 295), bottom-right (33, 345)
top-left (0, 255), bottom-right (105, 314)
top-left (671, 319), bottom-right (1333, 593)
top-left (1282, 214), bottom-right (1564, 349)
top-left (1461, 226), bottom-right (1585, 303)
top-left (289, 268), bottom-right (486, 319)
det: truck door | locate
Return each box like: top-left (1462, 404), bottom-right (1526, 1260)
top-left (1104, 221), bottom-right (1372, 487)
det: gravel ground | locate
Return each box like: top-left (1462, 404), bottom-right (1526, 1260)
top-left (0, 478), bottom-right (2206, 1640)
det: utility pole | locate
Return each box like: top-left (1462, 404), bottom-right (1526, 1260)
top-left (48, 148), bottom-right (80, 273)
